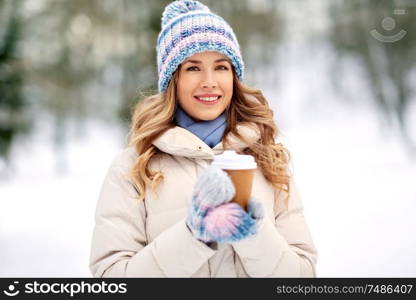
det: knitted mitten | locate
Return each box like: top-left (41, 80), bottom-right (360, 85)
top-left (186, 166), bottom-right (235, 243)
top-left (247, 198), bottom-right (264, 220)
top-left (204, 198), bottom-right (264, 243)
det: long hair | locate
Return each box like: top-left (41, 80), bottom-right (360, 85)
top-left (127, 69), bottom-right (291, 202)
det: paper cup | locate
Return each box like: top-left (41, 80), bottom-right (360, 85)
top-left (211, 150), bottom-right (257, 210)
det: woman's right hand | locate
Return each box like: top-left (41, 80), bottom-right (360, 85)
top-left (186, 165), bottom-right (235, 243)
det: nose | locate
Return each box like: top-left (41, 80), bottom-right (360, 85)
top-left (200, 70), bottom-right (217, 89)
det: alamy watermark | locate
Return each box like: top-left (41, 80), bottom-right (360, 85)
top-left (370, 0), bottom-right (415, 43)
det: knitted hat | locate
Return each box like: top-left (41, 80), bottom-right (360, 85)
top-left (156, 0), bottom-right (244, 92)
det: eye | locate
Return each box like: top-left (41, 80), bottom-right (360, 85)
top-left (186, 66), bottom-right (199, 71)
top-left (216, 65), bottom-right (229, 70)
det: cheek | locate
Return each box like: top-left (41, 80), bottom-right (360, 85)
top-left (221, 76), bottom-right (234, 97)
top-left (177, 80), bottom-right (190, 101)
top-left (178, 76), bottom-right (198, 97)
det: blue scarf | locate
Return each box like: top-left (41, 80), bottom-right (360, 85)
top-left (174, 105), bottom-right (227, 148)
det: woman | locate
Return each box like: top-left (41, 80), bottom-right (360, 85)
top-left (89, 0), bottom-right (317, 277)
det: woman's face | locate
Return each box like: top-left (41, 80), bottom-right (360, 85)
top-left (176, 51), bottom-right (233, 121)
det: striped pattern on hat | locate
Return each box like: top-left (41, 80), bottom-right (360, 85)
top-left (156, 0), bottom-right (244, 92)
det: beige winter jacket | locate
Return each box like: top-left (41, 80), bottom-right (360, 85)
top-left (89, 123), bottom-right (318, 277)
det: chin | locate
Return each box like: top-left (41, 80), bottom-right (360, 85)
top-left (196, 112), bottom-right (222, 121)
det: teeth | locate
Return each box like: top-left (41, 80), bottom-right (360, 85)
top-left (197, 96), bottom-right (219, 101)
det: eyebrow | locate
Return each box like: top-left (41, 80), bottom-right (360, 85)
top-left (183, 58), bottom-right (230, 64)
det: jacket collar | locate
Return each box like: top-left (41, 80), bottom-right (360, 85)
top-left (152, 122), bottom-right (260, 159)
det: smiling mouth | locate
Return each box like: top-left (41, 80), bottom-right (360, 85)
top-left (194, 96), bottom-right (222, 103)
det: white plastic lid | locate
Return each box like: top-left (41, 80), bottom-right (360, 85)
top-left (211, 150), bottom-right (257, 170)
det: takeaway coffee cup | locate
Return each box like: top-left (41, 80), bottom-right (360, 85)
top-left (211, 150), bottom-right (257, 210)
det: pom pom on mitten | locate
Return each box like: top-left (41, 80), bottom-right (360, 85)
top-left (204, 199), bottom-right (264, 243)
top-left (186, 166), bottom-right (235, 243)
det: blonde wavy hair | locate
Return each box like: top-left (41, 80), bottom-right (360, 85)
top-left (127, 68), bottom-right (291, 203)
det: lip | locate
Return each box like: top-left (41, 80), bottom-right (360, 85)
top-left (194, 94), bottom-right (221, 97)
top-left (193, 95), bottom-right (222, 105)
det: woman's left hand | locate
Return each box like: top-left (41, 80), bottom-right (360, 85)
top-left (203, 198), bottom-right (264, 243)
